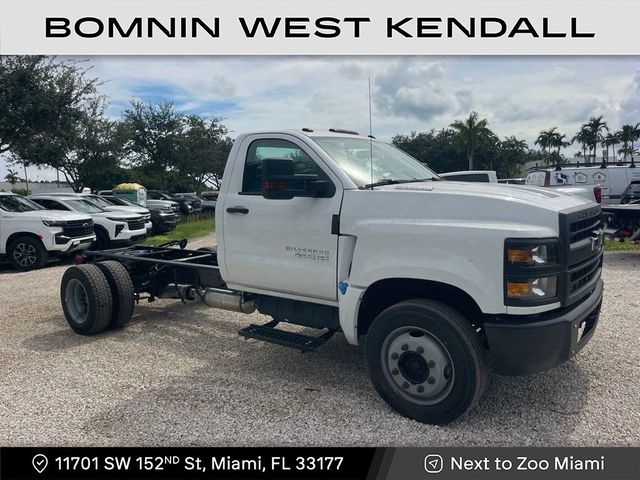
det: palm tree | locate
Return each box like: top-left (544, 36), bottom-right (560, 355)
top-left (618, 124), bottom-right (637, 162)
top-left (572, 126), bottom-right (591, 164)
top-left (584, 116), bottom-right (608, 163)
top-left (549, 131), bottom-right (569, 166)
top-left (4, 168), bottom-right (20, 187)
top-left (602, 132), bottom-right (619, 164)
top-left (450, 111), bottom-right (493, 170)
top-left (535, 128), bottom-right (557, 165)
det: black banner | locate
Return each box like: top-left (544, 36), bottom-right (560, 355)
top-left (1, 447), bottom-right (639, 480)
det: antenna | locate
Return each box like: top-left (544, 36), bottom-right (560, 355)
top-left (368, 76), bottom-right (374, 190)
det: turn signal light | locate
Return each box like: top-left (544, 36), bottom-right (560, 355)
top-left (506, 281), bottom-right (531, 298)
top-left (507, 249), bottom-right (532, 264)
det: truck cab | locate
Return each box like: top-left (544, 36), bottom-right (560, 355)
top-left (60, 129), bottom-right (604, 425)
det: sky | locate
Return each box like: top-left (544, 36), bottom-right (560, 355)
top-left (3, 56), bottom-right (640, 181)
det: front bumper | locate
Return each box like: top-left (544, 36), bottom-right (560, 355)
top-left (51, 234), bottom-right (96, 253)
top-left (484, 279), bottom-right (603, 376)
top-left (110, 233), bottom-right (147, 247)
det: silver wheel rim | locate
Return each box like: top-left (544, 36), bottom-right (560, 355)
top-left (381, 327), bottom-right (455, 405)
top-left (13, 242), bottom-right (37, 267)
top-left (65, 279), bottom-right (89, 324)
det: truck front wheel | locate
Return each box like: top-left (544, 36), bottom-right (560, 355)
top-left (364, 299), bottom-right (487, 425)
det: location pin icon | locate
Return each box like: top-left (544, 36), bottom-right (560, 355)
top-left (32, 454), bottom-right (48, 474)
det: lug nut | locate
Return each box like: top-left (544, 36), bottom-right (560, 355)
top-left (428, 360), bottom-right (436, 368)
top-left (417, 385), bottom-right (424, 393)
top-left (391, 368), bottom-right (399, 375)
top-left (391, 352), bottom-right (398, 360)
top-left (427, 377), bottom-right (435, 384)
top-left (444, 365), bottom-right (452, 379)
top-left (402, 382), bottom-right (409, 389)
top-left (416, 346), bottom-right (424, 354)
top-left (401, 344), bottom-right (408, 351)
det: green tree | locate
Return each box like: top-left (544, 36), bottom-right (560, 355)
top-left (535, 128), bottom-right (561, 165)
top-left (120, 101), bottom-right (184, 189)
top-left (572, 126), bottom-right (592, 164)
top-left (4, 168), bottom-right (19, 187)
top-left (498, 136), bottom-right (529, 178)
top-left (178, 115), bottom-right (233, 192)
top-left (584, 116), bottom-right (608, 162)
top-left (602, 132), bottom-right (619, 164)
top-left (449, 112), bottom-right (494, 170)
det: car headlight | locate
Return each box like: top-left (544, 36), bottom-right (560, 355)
top-left (42, 219), bottom-right (64, 227)
top-left (504, 239), bottom-right (561, 306)
top-left (507, 245), bottom-right (557, 265)
top-left (506, 276), bottom-right (557, 300)
top-left (106, 217), bottom-right (127, 222)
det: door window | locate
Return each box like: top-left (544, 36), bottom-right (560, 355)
top-left (242, 138), bottom-right (321, 193)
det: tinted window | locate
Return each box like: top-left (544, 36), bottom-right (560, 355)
top-left (242, 139), bottom-right (320, 193)
top-left (33, 199), bottom-right (70, 211)
top-left (443, 174), bottom-right (489, 182)
top-left (0, 195), bottom-right (42, 212)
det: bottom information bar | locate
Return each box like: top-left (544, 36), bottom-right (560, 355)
top-left (0, 447), bottom-right (638, 480)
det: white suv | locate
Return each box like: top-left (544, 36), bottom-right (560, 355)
top-left (0, 192), bottom-right (95, 271)
top-left (43, 192), bottom-right (153, 232)
top-left (29, 195), bottom-right (147, 250)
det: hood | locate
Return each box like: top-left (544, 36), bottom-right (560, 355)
top-left (103, 205), bottom-right (149, 215)
top-left (377, 180), bottom-right (592, 211)
top-left (9, 209), bottom-right (91, 222)
top-left (93, 211), bottom-right (142, 220)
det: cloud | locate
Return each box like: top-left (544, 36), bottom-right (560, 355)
top-left (374, 60), bottom-right (460, 121)
top-left (620, 69), bottom-right (640, 126)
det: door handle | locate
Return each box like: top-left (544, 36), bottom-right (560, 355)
top-left (226, 206), bottom-right (249, 214)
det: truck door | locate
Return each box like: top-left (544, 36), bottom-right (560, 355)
top-left (221, 135), bottom-right (342, 302)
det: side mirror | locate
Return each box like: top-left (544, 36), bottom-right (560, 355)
top-left (261, 158), bottom-right (331, 200)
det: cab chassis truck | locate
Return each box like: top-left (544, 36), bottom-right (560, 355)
top-left (60, 129), bottom-right (604, 425)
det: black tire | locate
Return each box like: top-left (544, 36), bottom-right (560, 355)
top-left (364, 299), bottom-right (488, 425)
top-left (96, 261), bottom-right (135, 329)
top-left (91, 228), bottom-right (110, 251)
top-left (7, 235), bottom-right (48, 271)
top-left (61, 264), bottom-right (113, 335)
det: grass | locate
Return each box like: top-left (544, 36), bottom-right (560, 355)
top-left (604, 238), bottom-right (640, 251)
top-left (144, 215), bottom-right (215, 245)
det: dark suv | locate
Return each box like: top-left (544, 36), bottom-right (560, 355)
top-left (147, 190), bottom-right (197, 215)
top-left (621, 180), bottom-right (640, 204)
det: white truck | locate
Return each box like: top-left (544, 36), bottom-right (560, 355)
top-left (59, 129), bottom-right (604, 425)
top-left (0, 192), bottom-right (95, 271)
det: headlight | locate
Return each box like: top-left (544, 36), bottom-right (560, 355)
top-left (507, 245), bottom-right (557, 265)
top-left (106, 217), bottom-right (127, 222)
top-left (506, 276), bottom-right (557, 300)
top-left (42, 220), bottom-right (64, 227)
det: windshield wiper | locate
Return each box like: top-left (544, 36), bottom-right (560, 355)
top-left (359, 178), bottom-right (438, 189)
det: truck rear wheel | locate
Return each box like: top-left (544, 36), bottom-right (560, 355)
top-left (96, 261), bottom-right (135, 329)
top-left (364, 299), bottom-right (488, 425)
top-left (8, 235), bottom-right (48, 271)
top-left (61, 264), bottom-right (113, 335)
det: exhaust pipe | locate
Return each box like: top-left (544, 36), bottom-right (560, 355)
top-left (203, 288), bottom-right (256, 314)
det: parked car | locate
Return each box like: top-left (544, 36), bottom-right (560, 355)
top-left (147, 190), bottom-right (195, 215)
top-left (44, 192), bottom-right (152, 232)
top-left (620, 180), bottom-right (640, 204)
top-left (61, 128), bottom-right (603, 425)
top-left (525, 165), bottom-right (640, 204)
top-left (446, 169), bottom-right (601, 203)
top-left (174, 192), bottom-right (210, 212)
top-left (97, 190), bottom-right (181, 217)
top-left (440, 170), bottom-right (498, 183)
top-left (0, 192), bottom-right (95, 271)
top-left (101, 195), bottom-right (177, 234)
top-left (29, 195), bottom-right (147, 250)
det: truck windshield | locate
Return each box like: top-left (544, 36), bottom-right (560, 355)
top-left (67, 199), bottom-right (105, 214)
top-left (313, 137), bottom-right (439, 188)
top-left (0, 195), bottom-right (42, 212)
